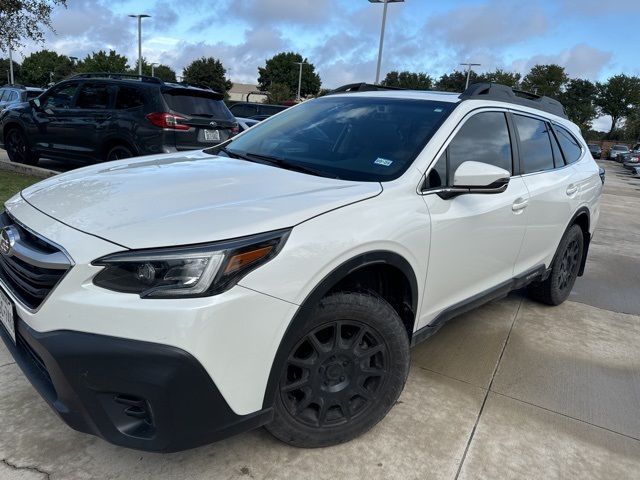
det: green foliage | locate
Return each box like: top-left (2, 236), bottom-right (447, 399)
top-left (0, 0), bottom-right (67, 50)
top-left (0, 57), bottom-right (21, 84)
top-left (624, 107), bottom-right (640, 142)
top-left (20, 49), bottom-right (74, 86)
top-left (130, 58), bottom-right (176, 82)
top-left (481, 69), bottom-right (521, 88)
top-left (316, 88), bottom-right (332, 97)
top-left (76, 50), bottom-right (129, 74)
top-left (521, 64), bottom-right (568, 98)
top-left (182, 57), bottom-right (232, 92)
top-left (435, 70), bottom-right (477, 92)
top-left (561, 79), bottom-right (598, 133)
top-left (267, 83), bottom-right (292, 104)
top-left (595, 74), bottom-right (640, 134)
top-left (258, 52), bottom-right (321, 97)
top-left (382, 71), bottom-right (433, 90)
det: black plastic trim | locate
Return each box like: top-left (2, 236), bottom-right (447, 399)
top-left (0, 317), bottom-right (272, 452)
top-left (261, 250), bottom-right (418, 409)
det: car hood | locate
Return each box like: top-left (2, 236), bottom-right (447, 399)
top-left (20, 150), bottom-right (381, 249)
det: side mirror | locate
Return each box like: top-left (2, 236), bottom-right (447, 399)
top-left (433, 161), bottom-right (510, 199)
top-left (29, 98), bottom-right (42, 110)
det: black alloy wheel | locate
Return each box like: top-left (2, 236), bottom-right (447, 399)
top-left (106, 145), bottom-right (134, 162)
top-left (281, 320), bottom-right (388, 428)
top-left (6, 128), bottom-right (37, 165)
top-left (557, 237), bottom-right (581, 292)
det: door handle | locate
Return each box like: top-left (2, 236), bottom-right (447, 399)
top-left (566, 184), bottom-right (579, 196)
top-left (512, 198), bottom-right (528, 212)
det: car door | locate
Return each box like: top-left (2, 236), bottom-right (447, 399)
top-left (511, 113), bottom-right (580, 274)
top-left (32, 81), bottom-right (81, 156)
top-left (420, 110), bottom-right (530, 322)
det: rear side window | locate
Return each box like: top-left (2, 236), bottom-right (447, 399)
top-left (0, 89), bottom-right (6, 101)
top-left (76, 84), bottom-right (112, 109)
top-left (448, 112), bottom-right (513, 176)
top-left (229, 104), bottom-right (258, 117)
top-left (116, 86), bottom-right (145, 109)
top-left (514, 115), bottom-right (554, 174)
top-left (25, 90), bottom-right (41, 100)
top-left (42, 83), bottom-right (78, 109)
top-left (163, 92), bottom-right (234, 120)
top-left (555, 126), bottom-right (582, 164)
top-left (7, 91), bottom-right (18, 101)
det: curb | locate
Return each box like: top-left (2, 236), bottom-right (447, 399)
top-left (0, 159), bottom-right (58, 179)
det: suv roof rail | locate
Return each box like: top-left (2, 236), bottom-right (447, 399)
top-left (1, 84), bottom-right (27, 89)
top-left (166, 80), bottom-right (216, 91)
top-left (459, 82), bottom-right (567, 119)
top-left (70, 72), bottom-right (163, 84)
top-left (327, 83), bottom-right (405, 95)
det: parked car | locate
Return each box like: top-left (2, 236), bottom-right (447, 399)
top-left (0, 85), bottom-right (43, 111)
top-left (235, 116), bottom-right (260, 132)
top-left (0, 82), bottom-right (602, 452)
top-left (588, 143), bottom-right (602, 159)
top-left (609, 144), bottom-right (629, 160)
top-left (623, 155), bottom-right (640, 170)
top-left (0, 73), bottom-right (238, 165)
top-left (229, 101), bottom-right (288, 119)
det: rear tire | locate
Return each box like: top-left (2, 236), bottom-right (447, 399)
top-left (266, 292), bottom-right (410, 448)
top-left (528, 224), bottom-right (584, 306)
top-left (105, 144), bottom-right (134, 162)
top-left (5, 128), bottom-right (38, 165)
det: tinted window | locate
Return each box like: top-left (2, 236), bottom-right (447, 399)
top-left (7, 91), bottom-right (18, 101)
top-left (42, 83), bottom-right (78, 109)
top-left (0, 89), bottom-right (6, 101)
top-left (76, 83), bottom-right (112, 109)
top-left (229, 104), bottom-right (258, 117)
top-left (427, 152), bottom-right (447, 189)
top-left (555, 126), bottom-right (582, 164)
top-left (25, 90), bottom-right (42, 100)
top-left (260, 105), bottom-right (287, 116)
top-left (222, 97), bottom-right (455, 182)
top-left (549, 129), bottom-right (564, 168)
top-left (163, 92), bottom-right (234, 120)
top-left (448, 112), bottom-right (512, 176)
top-left (116, 86), bottom-right (145, 109)
top-left (514, 115), bottom-right (554, 173)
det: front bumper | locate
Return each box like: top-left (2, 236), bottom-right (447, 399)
top-left (0, 314), bottom-right (272, 452)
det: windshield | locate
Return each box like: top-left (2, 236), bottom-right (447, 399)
top-left (213, 96), bottom-right (455, 181)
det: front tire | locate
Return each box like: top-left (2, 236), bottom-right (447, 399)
top-left (266, 292), bottom-right (410, 448)
top-left (5, 128), bottom-right (38, 165)
top-left (528, 224), bottom-right (584, 306)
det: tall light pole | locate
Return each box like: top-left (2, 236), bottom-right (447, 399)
top-left (150, 62), bottom-right (159, 77)
top-left (294, 61), bottom-right (307, 101)
top-left (460, 62), bottom-right (481, 89)
top-left (8, 42), bottom-right (14, 84)
top-left (129, 14), bottom-right (150, 75)
top-left (369, 0), bottom-right (404, 85)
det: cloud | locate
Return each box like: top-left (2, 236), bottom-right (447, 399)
top-left (511, 43), bottom-right (613, 80)
top-left (559, 0), bottom-right (640, 15)
top-left (232, 0), bottom-right (333, 25)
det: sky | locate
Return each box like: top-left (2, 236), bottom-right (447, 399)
top-left (8, 0), bottom-right (640, 128)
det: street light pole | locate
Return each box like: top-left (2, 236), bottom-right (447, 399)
top-left (8, 42), bottom-right (14, 84)
top-left (129, 14), bottom-right (150, 75)
top-left (369, 0), bottom-right (404, 85)
top-left (460, 62), bottom-right (481, 89)
top-left (151, 62), bottom-right (159, 77)
top-left (294, 61), bottom-right (306, 101)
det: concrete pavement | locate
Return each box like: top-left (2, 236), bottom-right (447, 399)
top-left (0, 161), bottom-right (639, 479)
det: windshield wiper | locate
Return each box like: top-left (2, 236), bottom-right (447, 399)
top-left (244, 152), bottom-right (340, 179)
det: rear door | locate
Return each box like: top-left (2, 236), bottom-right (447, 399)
top-left (512, 113), bottom-right (580, 274)
top-left (31, 81), bottom-right (81, 156)
top-left (161, 89), bottom-right (237, 150)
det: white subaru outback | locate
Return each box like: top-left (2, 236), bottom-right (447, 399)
top-left (0, 82), bottom-right (602, 452)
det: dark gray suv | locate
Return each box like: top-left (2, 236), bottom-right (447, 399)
top-left (0, 73), bottom-right (238, 165)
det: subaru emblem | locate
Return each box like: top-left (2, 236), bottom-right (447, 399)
top-left (0, 226), bottom-right (18, 256)
top-left (209, 121), bottom-right (218, 127)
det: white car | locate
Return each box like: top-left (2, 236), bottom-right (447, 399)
top-left (0, 83), bottom-right (602, 452)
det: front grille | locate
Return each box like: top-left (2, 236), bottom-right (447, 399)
top-left (0, 212), bottom-right (71, 309)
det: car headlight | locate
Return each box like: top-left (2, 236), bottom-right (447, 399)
top-left (92, 229), bottom-right (290, 298)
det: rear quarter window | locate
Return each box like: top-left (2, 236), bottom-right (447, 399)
top-left (116, 86), bottom-right (145, 109)
top-left (163, 92), bottom-right (234, 120)
top-left (555, 126), bottom-right (583, 164)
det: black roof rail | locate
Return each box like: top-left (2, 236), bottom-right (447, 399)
top-left (1, 84), bottom-right (27, 89)
top-left (165, 80), bottom-right (216, 92)
top-left (70, 72), bottom-right (163, 84)
top-left (459, 82), bottom-right (567, 119)
top-left (327, 82), bottom-right (405, 95)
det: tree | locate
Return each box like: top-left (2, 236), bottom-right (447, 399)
top-left (76, 50), bottom-right (129, 74)
top-left (521, 64), bottom-right (568, 98)
top-left (0, 57), bottom-right (21, 83)
top-left (267, 83), bottom-right (292, 104)
top-left (595, 74), bottom-right (640, 135)
top-left (561, 79), bottom-right (598, 133)
top-left (130, 58), bottom-right (176, 82)
top-left (481, 69), bottom-right (521, 88)
top-left (435, 70), bottom-right (477, 92)
top-left (624, 107), bottom-right (640, 142)
top-left (0, 0), bottom-right (67, 50)
top-left (182, 57), bottom-right (231, 93)
top-left (20, 49), bottom-right (74, 86)
top-left (382, 71), bottom-right (433, 90)
top-left (258, 52), bottom-right (321, 97)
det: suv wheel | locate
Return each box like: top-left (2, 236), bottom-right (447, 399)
top-left (266, 292), bottom-right (410, 448)
top-left (5, 128), bottom-right (38, 165)
top-left (106, 145), bottom-right (134, 162)
top-left (528, 224), bottom-right (584, 306)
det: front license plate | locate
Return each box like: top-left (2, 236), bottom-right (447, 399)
top-left (203, 129), bottom-right (221, 142)
top-left (0, 289), bottom-right (15, 344)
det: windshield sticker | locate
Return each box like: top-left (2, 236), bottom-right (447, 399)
top-left (434, 108), bottom-right (443, 112)
top-left (374, 158), bottom-right (393, 167)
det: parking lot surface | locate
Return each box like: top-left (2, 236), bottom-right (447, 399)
top-left (0, 160), bottom-right (639, 479)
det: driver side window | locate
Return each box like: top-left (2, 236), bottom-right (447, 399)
top-left (41, 83), bottom-right (79, 110)
top-left (427, 111), bottom-right (513, 189)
